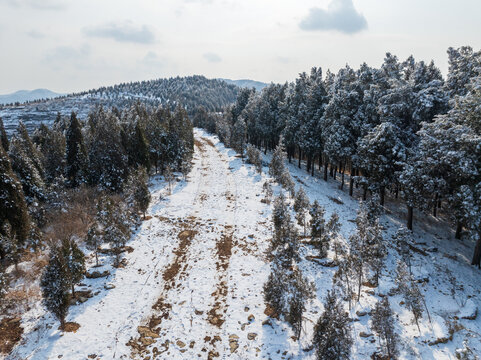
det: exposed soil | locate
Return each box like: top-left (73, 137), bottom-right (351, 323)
top-left (0, 317), bottom-right (23, 354)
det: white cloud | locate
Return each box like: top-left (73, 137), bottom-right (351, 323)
top-left (83, 21), bottom-right (156, 44)
top-left (203, 52), bottom-right (222, 63)
top-left (5, 0), bottom-right (67, 10)
top-left (299, 0), bottom-right (367, 34)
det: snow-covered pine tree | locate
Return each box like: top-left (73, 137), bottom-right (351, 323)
top-left (357, 122), bottom-right (406, 206)
top-left (9, 136), bottom-right (46, 203)
top-left (33, 124), bottom-right (66, 185)
top-left (394, 226), bottom-right (414, 274)
top-left (86, 225), bottom-right (101, 267)
top-left (0, 265), bottom-right (7, 307)
top-left (65, 112), bottom-right (88, 188)
top-left (0, 222), bottom-right (19, 267)
top-left (0, 142), bottom-right (30, 251)
top-left (87, 110), bottom-right (127, 192)
top-left (245, 144), bottom-right (262, 173)
top-left (164, 165), bottom-right (175, 195)
top-left (271, 194), bottom-right (299, 267)
top-left (58, 238), bottom-right (85, 297)
top-left (293, 187), bottom-right (309, 235)
top-left (131, 121), bottom-right (151, 173)
top-left (371, 297), bottom-right (399, 359)
top-left (322, 65), bottom-right (361, 185)
top-left (0, 117), bottom-right (9, 152)
top-left (264, 261), bottom-right (314, 338)
top-left (97, 197), bottom-right (132, 266)
top-left (231, 117), bottom-right (247, 159)
top-left (313, 289), bottom-right (352, 360)
top-left (41, 247), bottom-right (71, 330)
top-left (309, 200), bottom-right (328, 257)
top-left (395, 261), bottom-right (424, 331)
top-left (445, 46), bottom-right (481, 98)
top-left (125, 167), bottom-right (151, 219)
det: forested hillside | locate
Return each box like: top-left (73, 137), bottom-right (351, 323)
top-left (0, 76), bottom-right (238, 135)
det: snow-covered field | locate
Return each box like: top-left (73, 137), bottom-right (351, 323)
top-left (6, 129), bottom-right (481, 359)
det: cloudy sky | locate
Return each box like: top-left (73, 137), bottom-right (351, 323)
top-left (0, 0), bottom-right (480, 93)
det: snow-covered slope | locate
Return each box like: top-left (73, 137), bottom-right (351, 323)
top-left (219, 79), bottom-right (268, 91)
top-left (7, 129), bottom-right (481, 359)
top-left (0, 89), bottom-right (61, 105)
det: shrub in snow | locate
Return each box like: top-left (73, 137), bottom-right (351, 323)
top-left (313, 289), bottom-right (352, 360)
top-left (262, 181), bottom-right (273, 202)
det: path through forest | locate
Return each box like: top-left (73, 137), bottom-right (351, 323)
top-left (10, 129), bottom-right (273, 360)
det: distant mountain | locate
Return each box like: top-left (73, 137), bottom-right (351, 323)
top-left (0, 89), bottom-right (62, 105)
top-left (219, 79), bottom-right (268, 91)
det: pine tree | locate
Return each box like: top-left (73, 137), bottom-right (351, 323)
top-left (313, 289), bottom-right (352, 360)
top-left (132, 121), bottom-right (151, 173)
top-left (58, 238), bottom-right (85, 297)
top-left (9, 137), bottom-right (46, 202)
top-left (293, 187), bottom-right (309, 235)
top-left (97, 197), bottom-right (131, 266)
top-left (87, 111), bottom-right (127, 192)
top-left (231, 117), bottom-right (247, 159)
top-left (395, 261), bottom-right (424, 331)
top-left (65, 112), bottom-right (87, 188)
top-left (0, 143), bottom-right (29, 251)
top-left (86, 225), bottom-right (101, 267)
top-left (394, 226), bottom-right (413, 274)
top-left (0, 265), bottom-right (8, 307)
top-left (0, 117), bottom-right (9, 151)
top-left (125, 167), bottom-right (151, 218)
top-left (17, 121), bottom-right (45, 180)
top-left (33, 124), bottom-right (66, 184)
top-left (309, 201), bottom-right (328, 257)
top-left (0, 222), bottom-right (19, 267)
top-left (41, 248), bottom-right (71, 329)
top-left (371, 297), bottom-right (398, 359)
top-left (264, 263), bottom-right (314, 338)
top-left (164, 165), bottom-right (175, 195)
top-left (245, 144), bottom-right (262, 173)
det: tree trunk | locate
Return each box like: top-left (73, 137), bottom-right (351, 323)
top-left (311, 158), bottom-right (315, 176)
top-left (329, 165), bottom-right (333, 178)
top-left (380, 186), bottom-right (385, 206)
top-left (307, 155), bottom-right (311, 173)
top-left (324, 163), bottom-right (328, 181)
top-left (407, 205), bottom-right (413, 231)
top-left (71, 283), bottom-right (75, 298)
top-left (298, 148), bottom-right (302, 169)
top-left (349, 176), bottom-right (354, 197)
top-left (340, 164), bottom-right (345, 190)
top-left (472, 234), bottom-right (481, 268)
top-left (395, 184), bottom-right (399, 199)
top-left (433, 193), bottom-right (438, 217)
top-left (455, 221), bottom-right (463, 239)
top-left (362, 187), bottom-right (367, 201)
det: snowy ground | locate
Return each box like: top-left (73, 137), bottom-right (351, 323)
top-left (6, 128), bottom-right (481, 359)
